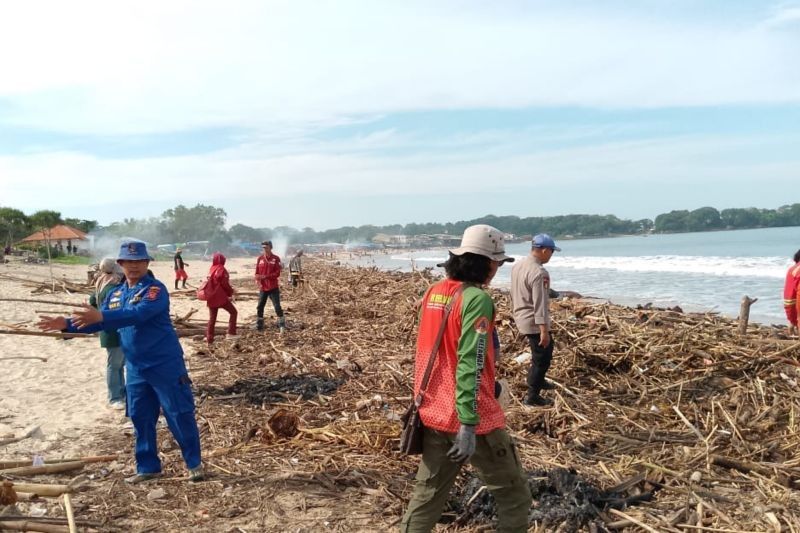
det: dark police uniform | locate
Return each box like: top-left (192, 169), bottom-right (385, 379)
top-left (65, 243), bottom-right (201, 475)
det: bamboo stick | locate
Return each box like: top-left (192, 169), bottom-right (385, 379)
top-left (7, 482), bottom-right (72, 497)
top-left (0, 461), bottom-right (85, 476)
top-left (63, 493), bottom-right (77, 533)
top-left (0, 455), bottom-right (117, 470)
top-left (0, 521), bottom-right (70, 533)
top-left (0, 329), bottom-right (94, 339)
top-left (0, 298), bottom-right (84, 307)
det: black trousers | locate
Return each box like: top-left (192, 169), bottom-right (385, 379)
top-left (525, 333), bottom-right (554, 396)
top-left (256, 288), bottom-right (284, 319)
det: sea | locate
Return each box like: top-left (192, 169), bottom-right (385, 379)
top-left (345, 226), bottom-right (800, 326)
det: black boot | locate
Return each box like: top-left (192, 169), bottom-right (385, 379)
top-left (524, 394), bottom-right (553, 407)
top-left (255, 318), bottom-right (264, 331)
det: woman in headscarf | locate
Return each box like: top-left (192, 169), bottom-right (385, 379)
top-left (205, 252), bottom-right (237, 344)
top-left (89, 257), bottom-right (127, 408)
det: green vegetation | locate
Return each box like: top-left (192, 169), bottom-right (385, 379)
top-left (51, 255), bottom-right (92, 265)
top-left (654, 205), bottom-right (800, 233)
top-left (3, 203), bottom-right (800, 249)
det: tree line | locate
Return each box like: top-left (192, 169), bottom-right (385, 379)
top-left (3, 203), bottom-right (800, 250)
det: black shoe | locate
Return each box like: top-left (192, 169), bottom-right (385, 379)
top-left (540, 381), bottom-right (556, 390)
top-left (524, 395), bottom-right (553, 407)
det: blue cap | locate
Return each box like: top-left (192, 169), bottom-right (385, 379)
top-left (117, 240), bottom-right (153, 261)
top-left (532, 233), bottom-right (561, 251)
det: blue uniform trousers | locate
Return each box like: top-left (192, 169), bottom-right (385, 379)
top-left (126, 360), bottom-right (202, 474)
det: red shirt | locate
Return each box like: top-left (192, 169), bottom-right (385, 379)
top-left (255, 253), bottom-right (282, 292)
top-left (784, 262), bottom-right (800, 326)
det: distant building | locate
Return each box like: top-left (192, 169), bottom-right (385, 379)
top-left (18, 224), bottom-right (92, 254)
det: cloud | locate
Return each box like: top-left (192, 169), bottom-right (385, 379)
top-left (2, 128), bottom-right (797, 220)
top-left (0, 1), bottom-right (798, 135)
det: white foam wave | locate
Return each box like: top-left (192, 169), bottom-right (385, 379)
top-left (390, 255), bottom-right (447, 263)
top-left (555, 255), bottom-right (789, 278)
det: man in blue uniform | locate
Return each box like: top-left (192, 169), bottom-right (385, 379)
top-left (37, 241), bottom-right (204, 483)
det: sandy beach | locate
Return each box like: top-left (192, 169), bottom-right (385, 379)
top-left (0, 255), bottom-right (260, 460)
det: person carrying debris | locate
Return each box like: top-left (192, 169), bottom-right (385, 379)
top-left (89, 258), bottom-right (127, 409)
top-left (510, 233), bottom-right (561, 407)
top-left (401, 224), bottom-right (531, 533)
top-left (784, 249), bottom-right (800, 336)
top-left (204, 252), bottom-right (237, 344)
top-left (254, 240), bottom-right (285, 333)
top-left (173, 247), bottom-right (189, 290)
top-left (288, 249), bottom-right (304, 290)
top-left (37, 240), bottom-right (205, 483)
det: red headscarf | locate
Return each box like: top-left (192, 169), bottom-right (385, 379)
top-left (209, 252), bottom-right (227, 281)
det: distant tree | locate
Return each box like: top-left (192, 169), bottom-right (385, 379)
top-left (0, 207), bottom-right (31, 245)
top-left (654, 210), bottom-right (690, 232)
top-left (720, 208), bottom-right (761, 228)
top-left (105, 217), bottom-right (164, 244)
top-left (161, 204), bottom-right (227, 243)
top-left (29, 210), bottom-right (63, 276)
top-left (686, 207), bottom-right (722, 231)
top-left (229, 223), bottom-right (265, 243)
top-left (63, 218), bottom-right (99, 234)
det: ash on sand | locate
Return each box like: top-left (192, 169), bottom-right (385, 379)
top-left (200, 374), bottom-right (344, 405)
top-left (449, 467), bottom-right (652, 532)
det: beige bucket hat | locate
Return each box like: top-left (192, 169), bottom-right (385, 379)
top-left (449, 224), bottom-right (514, 263)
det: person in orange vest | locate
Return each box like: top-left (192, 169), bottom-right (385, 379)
top-left (400, 224), bottom-right (531, 533)
top-left (783, 249), bottom-right (800, 336)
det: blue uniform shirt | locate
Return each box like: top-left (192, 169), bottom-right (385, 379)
top-left (67, 273), bottom-right (184, 370)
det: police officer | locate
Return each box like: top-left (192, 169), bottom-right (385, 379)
top-left (510, 233), bottom-right (560, 406)
top-left (38, 240), bottom-right (204, 483)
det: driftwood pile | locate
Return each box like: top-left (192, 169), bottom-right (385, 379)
top-left (0, 273), bottom-right (90, 296)
top-left (4, 258), bottom-right (800, 532)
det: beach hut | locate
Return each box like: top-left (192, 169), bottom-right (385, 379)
top-left (18, 224), bottom-right (92, 254)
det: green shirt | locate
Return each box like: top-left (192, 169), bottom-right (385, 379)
top-left (89, 283), bottom-right (121, 348)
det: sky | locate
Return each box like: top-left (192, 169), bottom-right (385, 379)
top-left (1, 0), bottom-right (799, 231)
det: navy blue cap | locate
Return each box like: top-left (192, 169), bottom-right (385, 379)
top-left (532, 233), bottom-right (561, 251)
top-left (117, 240), bottom-right (153, 261)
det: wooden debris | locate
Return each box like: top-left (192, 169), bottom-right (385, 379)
top-left (5, 257), bottom-right (800, 531)
top-left (0, 461), bottom-right (85, 477)
top-left (7, 483), bottom-right (73, 498)
top-left (0, 481), bottom-right (16, 505)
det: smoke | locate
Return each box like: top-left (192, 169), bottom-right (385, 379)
top-left (88, 231), bottom-right (173, 262)
top-left (269, 233), bottom-right (290, 259)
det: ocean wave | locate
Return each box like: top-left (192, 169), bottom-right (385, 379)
top-left (389, 255), bottom-right (447, 262)
top-left (554, 255), bottom-right (788, 278)
top-left (386, 252), bottom-right (790, 279)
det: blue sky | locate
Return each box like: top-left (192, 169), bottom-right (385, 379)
top-left (1, 0), bottom-right (799, 230)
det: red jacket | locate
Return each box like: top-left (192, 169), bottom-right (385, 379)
top-left (206, 252), bottom-right (234, 308)
top-left (255, 253), bottom-right (282, 292)
top-left (784, 262), bottom-right (800, 326)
